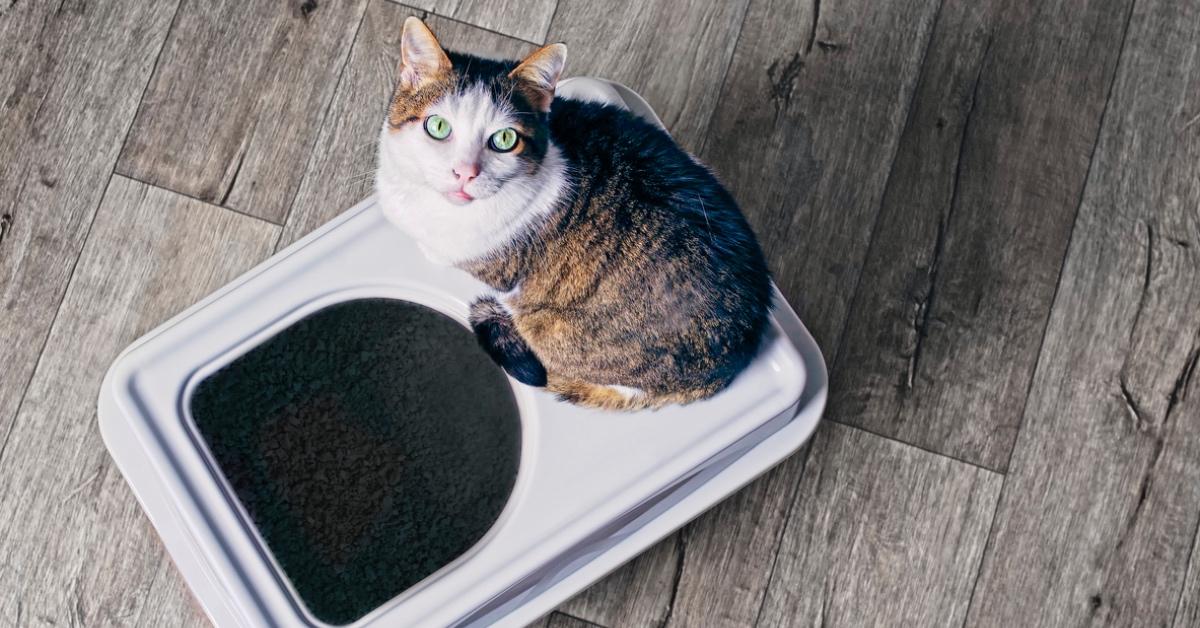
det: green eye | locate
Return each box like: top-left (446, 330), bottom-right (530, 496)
top-left (424, 115), bottom-right (451, 140)
top-left (489, 127), bottom-right (519, 152)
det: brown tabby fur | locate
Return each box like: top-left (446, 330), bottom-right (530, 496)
top-left (461, 189), bottom-right (730, 411)
top-left (387, 20), bottom-right (770, 410)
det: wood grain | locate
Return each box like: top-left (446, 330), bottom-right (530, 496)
top-left (666, 450), bottom-right (809, 628)
top-left (116, 0), bottom-right (369, 223)
top-left (0, 177), bottom-right (278, 626)
top-left (557, 536), bottom-right (679, 628)
top-left (526, 611), bottom-right (606, 628)
top-left (830, 0), bottom-right (1137, 471)
top-left (965, 0), bottom-right (1200, 624)
top-left (279, 0), bottom-right (535, 248)
top-left (5, 0), bottom-right (1200, 625)
top-left (135, 556), bottom-right (212, 628)
top-left (699, 0), bottom-right (941, 350)
top-left (758, 422), bottom-right (1001, 627)
top-left (400, 0), bottom-right (556, 44)
top-left (1177, 525), bottom-right (1200, 628)
top-left (664, 0), bottom-right (943, 624)
top-left (545, 0), bottom-right (751, 151)
top-left (0, 0), bottom-right (178, 476)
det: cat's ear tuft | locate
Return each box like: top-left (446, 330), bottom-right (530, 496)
top-left (399, 16), bottom-right (451, 91)
top-left (509, 43), bottom-right (567, 112)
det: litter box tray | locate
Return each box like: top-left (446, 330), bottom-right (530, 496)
top-left (97, 77), bottom-right (827, 627)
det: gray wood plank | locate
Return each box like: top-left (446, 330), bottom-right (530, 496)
top-left (545, 0), bottom-right (751, 151)
top-left (830, 0), bottom-right (1136, 471)
top-left (0, 177), bottom-right (278, 626)
top-left (131, 555), bottom-right (211, 628)
top-left (965, 0), bottom-right (1200, 624)
top-left (526, 611), bottom-right (606, 628)
top-left (667, 451), bottom-right (809, 628)
top-left (279, 0), bottom-right (535, 248)
top-left (664, 0), bottom-right (943, 624)
top-left (698, 0), bottom-right (941, 349)
top-left (1176, 525), bottom-right (1200, 628)
top-left (400, 0), bottom-right (556, 44)
top-left (557, 536), bottom-right (679, 628)
top-left (756, 422), bottom-right (1001, 627)
top-left (0, 0), bottom-right (178, 482)
top-left (115, 0), bottom-right (369, 223)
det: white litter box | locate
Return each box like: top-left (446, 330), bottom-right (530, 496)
top-left (97, 78), bottom-right (827, 627)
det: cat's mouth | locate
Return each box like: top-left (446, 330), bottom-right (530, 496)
top-left (446, 189), bottom-right (475, 204)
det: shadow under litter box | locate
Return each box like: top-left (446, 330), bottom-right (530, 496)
top-left (190, 298), bottom-right (521, 624)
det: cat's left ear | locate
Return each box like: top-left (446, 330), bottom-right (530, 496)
top-left (398, 16), bottom-right (451, 91)
top-left (509, 43), bottom-right (567, 112)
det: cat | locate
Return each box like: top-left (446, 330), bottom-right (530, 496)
top-left (377, 17), bottom-right (773, 411)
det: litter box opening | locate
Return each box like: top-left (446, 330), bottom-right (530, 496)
top-left (188, 297), bottom-right (522, 625)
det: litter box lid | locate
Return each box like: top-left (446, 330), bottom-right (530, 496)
top-left (97, 77), bottom-right (827, 627)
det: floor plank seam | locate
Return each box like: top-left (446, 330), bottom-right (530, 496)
top-left (824, 0), bottom-right (946, 379)
top-left (390, 1), bottom-right (544, 48)
top-left (899, 29), bottom-right (992, 399)
top-left (127, 553), bottom-right (168, 627)
top-left (996, 0), bottom-right (1138, 475)
top-left (694, 0), bottom-right (753, 157)
top-left (657, 527), bottom-right (689, 627)
top-left (274, 2), bottom-right (372, 237)
top-left (747, 447), bottom-right (813, 628)
top-left (116, 174), bottom-right (286, 229)
top-left (1171, 515), bottom-right (1200, 625)
top-left (960, 1), bottom-right (1140, 624)
top-left (0, 174), bottom-right (111, 467)
top-left (543, 0), bottom-right (563, 46)
top-left (0, 0), bottom-right (187, 467)
top-left (111, 0), bottom-right (186, 178)
top-left (826, 418), bottom-right (1002, 475)
top-left (958, 463), bottom-right (1008, 628)
top-left (723, 6), bottom-right (955, 621)
top-left (685, 0), bottom-right (752, 155)
top-left (555, 610), bottom-right (609, 628)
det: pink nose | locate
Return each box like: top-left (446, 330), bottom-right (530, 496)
top-left (453, 162), bottom-right (480, 183)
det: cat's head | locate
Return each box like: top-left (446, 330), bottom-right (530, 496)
top-left (379, 17), bottom-right (567, 206)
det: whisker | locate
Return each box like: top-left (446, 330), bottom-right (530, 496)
top-left (344, 169), bottom-right (379, 185)
top-left (350, 138), bottom-right (379, 154)
top-left (343, 176), bottom-right (377, 188)
top-left (697, 193), bottom-right (715, 244)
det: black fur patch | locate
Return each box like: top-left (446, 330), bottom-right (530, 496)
top-left (446, 52), bottom-right (550, 163)
top-left (445, 52), bottom-right (774, 406)
top-left (469, 296), bottom-right (548, 387)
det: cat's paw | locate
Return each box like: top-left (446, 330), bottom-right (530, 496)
top-left (468, 295), bottom-right (510, 327)
top-left (469, 297), bottom-right (547, 387)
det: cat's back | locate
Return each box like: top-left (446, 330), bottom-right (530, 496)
top-left (547, 96), bottom-right (767, 271)
top-left (544, 95), bottom-right (771, 325)
top-left (535, 98), bottom-right (772, 394)
top-left (548, 97), bottom-right (692, 184)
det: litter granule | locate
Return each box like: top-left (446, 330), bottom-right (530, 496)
top-left (190, 298), bottom-right (521, 624)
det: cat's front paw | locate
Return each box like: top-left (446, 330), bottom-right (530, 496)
top-left (469, 297), bottom-right (547, 387)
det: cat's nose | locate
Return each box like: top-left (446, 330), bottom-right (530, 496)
top-left (452, 162), bottom-right (480, 183)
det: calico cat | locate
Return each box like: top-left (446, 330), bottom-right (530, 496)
top-left (377, 17), bottom-right (772, 410)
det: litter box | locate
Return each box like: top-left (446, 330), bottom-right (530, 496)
top-left (97, 77), bottom-right (828, 627)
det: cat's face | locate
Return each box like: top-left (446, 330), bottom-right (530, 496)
top-left (379, 18), bottom-right (565, 206)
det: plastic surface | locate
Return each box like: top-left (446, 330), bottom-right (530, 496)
top-left (97, 77), bottom-right (826, 627)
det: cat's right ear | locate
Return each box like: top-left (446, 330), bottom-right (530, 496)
top-left (398, 16), bottom-right (451, 91)
top-left (509, 43), bottom-right (567, 112)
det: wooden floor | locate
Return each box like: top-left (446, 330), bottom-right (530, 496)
top-left (1, 0), bottom-right (1198, 626)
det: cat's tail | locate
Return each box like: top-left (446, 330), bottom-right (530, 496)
top-left (469, 296), bottom-right (547, 387)
top-left (547, 377), bottom-right (716, 412)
